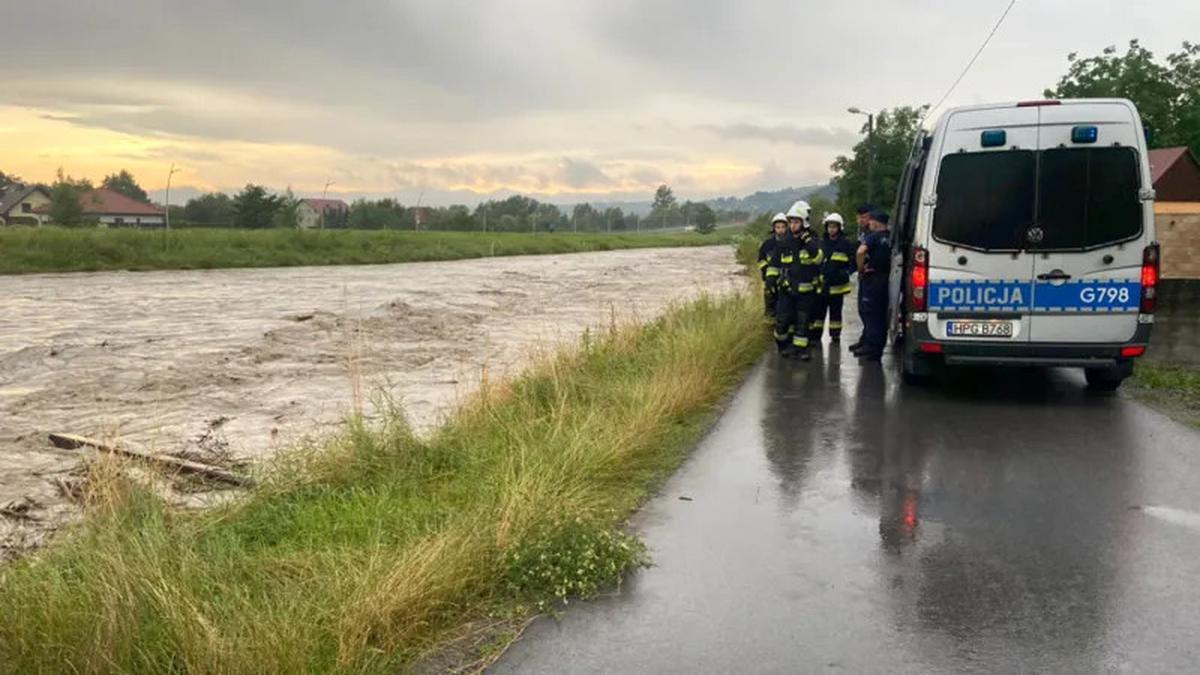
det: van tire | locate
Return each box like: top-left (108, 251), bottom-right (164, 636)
top-left (1084, 367), bottom-right (1125, 392)
top-left (901, 350), bottom-right (934, 386)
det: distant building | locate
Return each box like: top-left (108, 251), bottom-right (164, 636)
top-left (411, 206), bottom-right (431, 230)
top-left (1150, 147), bottom-right (1200, 278)
top-left (297, 198), bottom-right (350, 229)
top-left (82, 188), bottom-right (166, 227)
top-left (0, 185), bottom-right (52, 226)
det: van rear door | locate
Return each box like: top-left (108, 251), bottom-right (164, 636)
top-left (926, 106), bottom-right (1038, 344)
top-left (1028, 103), bottom-right (1147, 343)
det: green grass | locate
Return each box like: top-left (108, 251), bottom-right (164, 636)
top-left (0, 291), bottom-right (766, 673)
top-left (0, 227), bottom-right (735, 275)
top-left (1130, 361), bottom-right (1200, 425)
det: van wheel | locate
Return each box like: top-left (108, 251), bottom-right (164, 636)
top-left (1084, 367), bottom-right (1125, 392)
top-left (902, 351), bottom-right (934, 386)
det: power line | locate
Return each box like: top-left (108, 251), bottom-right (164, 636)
top-left (925, 0), bottom-right (1019, 121)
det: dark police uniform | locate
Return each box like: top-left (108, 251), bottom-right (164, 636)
top-left (757, 232), bottom-right (786, 319)
top-left (859, 227), bottom-right (892, 360)
top-left (775, 227), bottom-right (823, 357)
top-left (810, 231), bottom-right (856, 342)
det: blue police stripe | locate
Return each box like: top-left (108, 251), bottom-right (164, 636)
top-left (929, 278), bottom-right (1140, 313)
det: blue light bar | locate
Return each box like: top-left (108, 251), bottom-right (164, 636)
top-left (1072, 126), bottom-right (1099, 143)
top-left (981, 130), bottom-right (1007, 147)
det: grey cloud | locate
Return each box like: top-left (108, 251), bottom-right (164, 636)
top-left (558, 158), bottom-right (612, 189)
top-left (705, 123), bottom-right (859, 148)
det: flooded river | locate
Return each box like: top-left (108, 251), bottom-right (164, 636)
top-left (0, 246), bottom-right (744, 552)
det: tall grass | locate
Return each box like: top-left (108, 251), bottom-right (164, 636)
top-left (0, 227), bottom-right (734, 275)
top-left (0, 292), bottom-right (765, 673)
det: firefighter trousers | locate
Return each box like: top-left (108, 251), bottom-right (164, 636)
top-left (774, 291), bottom-right (814, 353)
top-left (809, 293), bottom-right (846, 340)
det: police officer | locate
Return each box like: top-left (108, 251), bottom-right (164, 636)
top-left (757, 212), bottom-right (789, 322)
top-left (853, 210), bottom-right (891, 362)
top-left (809, 213), bottom-right (856, 343)
top-left (849, 204), bottom-right (874, 352)
top-left (775, 201), bottom-right (823, 361)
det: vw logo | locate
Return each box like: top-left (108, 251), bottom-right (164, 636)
top-left (1026, 227), bottom-right (1045, 244)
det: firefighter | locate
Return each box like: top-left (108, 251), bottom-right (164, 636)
top-left (757, 213), bottom-right (790, 322)
top-left (809, 212), bottom-right (856, 343)
top-left (775, 201), bottom-right (823, 361)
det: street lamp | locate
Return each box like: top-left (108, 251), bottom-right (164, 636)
top-left (164, 163), bottom-right (181, 230)
top-left (848, 107), bottom-right (875, 206)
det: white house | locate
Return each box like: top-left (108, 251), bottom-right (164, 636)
top-left (0, 185), bottom-right (52, 225)
top-left (297, 198), bottom-right (350, 229)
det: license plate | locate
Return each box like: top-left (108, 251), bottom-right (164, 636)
top-left (945, 320), bottom-right (1014, 338)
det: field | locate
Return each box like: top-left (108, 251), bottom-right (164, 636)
top-left (0, 227), bottom-right (735, 275)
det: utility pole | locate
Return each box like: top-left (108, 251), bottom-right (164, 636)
top-left (321, 179), bottom-right (334, 229)
top-left (164, 163), bottom-right (180, 230)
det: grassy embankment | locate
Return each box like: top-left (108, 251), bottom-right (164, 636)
top-left (1130, 361), bottom-right (1200, 426)
top-left (0, 267), bottom-right (765, 671)
top-left (0, 227), bottom-right (735, 275)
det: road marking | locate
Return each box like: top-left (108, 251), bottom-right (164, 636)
top-left (1139, 505), bottom-right (1200, 532)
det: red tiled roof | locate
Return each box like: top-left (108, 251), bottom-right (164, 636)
top-left (79, 188), bottom-right (165, 216)
top-left (301, 198), bottom-right (349, 212)
top-left (1149, 147), bottom-right (1189, 186)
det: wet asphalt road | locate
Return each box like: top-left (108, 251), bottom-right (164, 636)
top-left (493, 346), bottom-right (1200, 674)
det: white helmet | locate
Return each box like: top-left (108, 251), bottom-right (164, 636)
top-left (823, 212), bottom-right (845, 227)
top-left (771, 212), bottom-right (788, 225)
top-left (786, 200), bottom-right (811, 222)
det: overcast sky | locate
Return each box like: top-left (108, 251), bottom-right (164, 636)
top-left (1, 0), bottom-right (1196, 205)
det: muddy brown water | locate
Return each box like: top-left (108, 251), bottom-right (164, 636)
top-left (0, 246), bottom-right (744, 553)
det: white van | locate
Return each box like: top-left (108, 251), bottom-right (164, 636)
top-left (888, 99), bottom-right (1159, 390)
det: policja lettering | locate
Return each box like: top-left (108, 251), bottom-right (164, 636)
top-left (935, 284), bottom-right (1026, 309)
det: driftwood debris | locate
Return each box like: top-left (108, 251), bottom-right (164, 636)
top-left (48, 433), bottom-right (255, 488)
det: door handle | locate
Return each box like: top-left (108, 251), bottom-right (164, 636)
top-left (1037, 272), bottom-right (1072, 281)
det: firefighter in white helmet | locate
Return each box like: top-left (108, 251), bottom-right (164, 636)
top-left (776, 201), bottom-right (822, 360)
top-left (809, 212), bottom-right (857, 343)
top-left (757, 212), bottom-right (790, 322)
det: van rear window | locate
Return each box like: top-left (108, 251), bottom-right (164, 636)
top-left (932, 150), bottom-right (1035, 250)
top-left (1036, 147), bottom-right (1142, 249)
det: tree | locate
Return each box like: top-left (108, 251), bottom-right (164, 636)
top-left (652, 184), bottom-right (677, 210)
top-left (1045, 40), bottom-right (1200, 155)
top-left (101, 169), bottom-right (150, 203)
top-left (831, 105), bottom-right (928, 221)
top-left (272, 188), bottom-right (301, 229)
top-left (232, 184), bottom-right (284, 229)
top-left (692, 203), bottom-right (717, 234)
top-left (183, 192), bottom-right (235, 225)
top-left (0, 170), bottom-right (21, 191)
top-left (48, 168), bottom-right (93, 227)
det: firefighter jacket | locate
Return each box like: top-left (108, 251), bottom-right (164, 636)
top-left (780, 228), bottom-right (823, 294)
top-left (757, 234), bottom-right (786, 285)
top-left (819, 233), bottom-right (857, 295)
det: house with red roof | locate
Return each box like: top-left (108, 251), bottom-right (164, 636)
top-left (34, 187), bottom-right (167, 227)
top-left (297, 198), bottom-right (349, 229)
top-left (1149, 147), bottom-right (1200, 278)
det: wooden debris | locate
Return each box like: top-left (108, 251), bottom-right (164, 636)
top-left (1, 496), bottom-right (41, 521)
top-left (48, 433), bottom-right (255, 488)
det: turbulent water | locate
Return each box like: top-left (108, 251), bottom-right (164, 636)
top-left (0, 246), bottom-right (744, 552)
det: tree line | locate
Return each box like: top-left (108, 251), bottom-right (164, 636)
top-left (5, 166), bottom-right (722, 233)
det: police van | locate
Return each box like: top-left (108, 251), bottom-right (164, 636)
top-left (888, 99), bottom-right (1159, 390)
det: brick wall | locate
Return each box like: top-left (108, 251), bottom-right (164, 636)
top-left (1156, 205), bottom-right (1200, 279)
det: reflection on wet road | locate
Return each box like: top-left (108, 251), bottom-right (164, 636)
top-left (494, 349), bottom-right (1200, 673)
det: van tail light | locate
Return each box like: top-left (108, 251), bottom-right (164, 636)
top-left (1121, 345), bottom-right (1146, 358)
top-left (910, 247), bottom-right (929, 313)
top-left (1140, 244), bottom-right (1160, 314)
top-left (1016, 99), bottom-right (1062, 107)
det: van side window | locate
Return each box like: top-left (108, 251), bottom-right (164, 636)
top-left (932, 150), bottom-right (1035, 251)
top-left (1036, 147), bottom-right (1142, 250)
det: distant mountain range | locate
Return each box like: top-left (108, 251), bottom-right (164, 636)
top-left (586, 183), bottom-right (838, 217)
